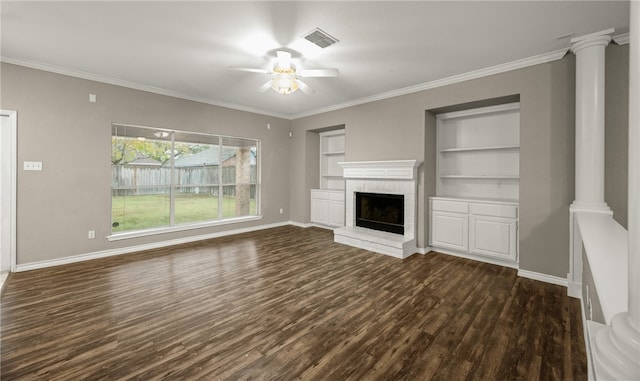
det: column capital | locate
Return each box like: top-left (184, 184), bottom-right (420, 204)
top-left (570, 28), bottom-right (614, 54)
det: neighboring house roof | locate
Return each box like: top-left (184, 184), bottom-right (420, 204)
top-left (127, 157), bottom-right (162, 166)
top-left (171, 146), bottom-right (256, 167)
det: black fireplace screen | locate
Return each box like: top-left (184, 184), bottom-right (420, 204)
top-left (355, 192), bottom-right (404, 234)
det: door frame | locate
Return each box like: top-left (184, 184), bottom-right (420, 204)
top-left (1, 109), bottom-right (17, 272)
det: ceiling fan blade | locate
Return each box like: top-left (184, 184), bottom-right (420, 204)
top-left (276, 50), bottom-right (291, 69)
top-left (297, 79), bottom-right (315, 94)
top-left (257, 80), bottom-right (272, 92)
top-left (229, 67), bottom-right (271, 74)
top-left (299, 68), bottom-right (339, 77)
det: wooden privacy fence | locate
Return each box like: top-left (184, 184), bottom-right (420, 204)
top-left (111, 165), bottom-right (257, 197)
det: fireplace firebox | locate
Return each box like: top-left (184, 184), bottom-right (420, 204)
top-left (355, 192), bottom-right (404, 234)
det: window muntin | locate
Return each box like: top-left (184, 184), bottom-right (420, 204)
top-left (111, 124), bottom-right (259, 234)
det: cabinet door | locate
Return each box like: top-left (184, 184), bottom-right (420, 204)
top-left (311, 198), bottom-right (329, 225)
top-left (431, 211), bottom-right (469, 252)
top-left (328, 201), bottom-right (345, 227)
top-left (469, 215), bottom-right (517, 261)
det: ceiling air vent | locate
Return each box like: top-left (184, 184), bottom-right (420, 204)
top-left (303, 28), bottom-right (339, 48)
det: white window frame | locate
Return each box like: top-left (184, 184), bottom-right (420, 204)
top-left (108, 123), bottom-right (261, 241)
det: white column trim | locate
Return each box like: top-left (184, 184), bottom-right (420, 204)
top-left (568, 29), bottom-right (614, 302)
top-left (570, 29), bottom-right (613, 212)
top-left (0, 110), bottom-right (18, 273)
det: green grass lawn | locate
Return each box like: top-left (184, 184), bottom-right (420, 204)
top-left (112, 193), bottom-right (257, 232)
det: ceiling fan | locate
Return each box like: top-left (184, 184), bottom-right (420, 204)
top-left (232, 51), bottom-right (338, 95)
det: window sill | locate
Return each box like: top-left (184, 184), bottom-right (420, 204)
top-left (107, 215), bottom-right (263, 242)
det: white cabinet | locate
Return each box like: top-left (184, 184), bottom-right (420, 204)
top-left (432, 211), bottom-right (469, 252)
top-left (319, 130), bottom-right (345, 190)
top-left (436, 103), bottom-right (520, 201)
top-left (311, 197), bottom-right (330, 225)
top-left (311, 189), bottom-right (344, 227)
top-left (469, 215), bottom-right (517, 261)
top-left (430, 197), bottom-right (518, 265)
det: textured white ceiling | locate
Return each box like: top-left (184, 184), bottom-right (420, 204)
top-left (0, 1), bottom-right (630, 118)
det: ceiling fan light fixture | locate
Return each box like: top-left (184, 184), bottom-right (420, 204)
top-left (270, 65), bottom-right (299, 95)
top-left (271, 73), bottom-right (299, 95)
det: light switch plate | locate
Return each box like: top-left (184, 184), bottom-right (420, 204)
top-left (24, 161), bottom-right (43, 171)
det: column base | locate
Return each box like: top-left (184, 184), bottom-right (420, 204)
top-left (570, 201), bottom-right (612, 214)
top-left (590, 312), bottom-right (640, 379)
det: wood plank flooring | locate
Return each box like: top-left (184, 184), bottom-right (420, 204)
top-left (1, 226), bottom-right (586, 380)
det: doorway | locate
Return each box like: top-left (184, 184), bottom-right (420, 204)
top-left (1, 109), bottom-right (17, 287)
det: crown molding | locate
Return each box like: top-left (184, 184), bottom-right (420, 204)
top-left (2, 48), bottom-right (569, 121)
top-left (0, 56), bottom-right (291, 120)
top-left (613, 33), bottom-right (630, 45)
top-left (292, 48), bottom-right (569, 119)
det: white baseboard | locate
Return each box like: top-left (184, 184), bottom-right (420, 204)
top-left (417, 247), bottom-right (432, 255)
top-left (567, 281), bottom-right (583, 299)
top-left (16, 221), bottom-right (291, 272)
top-left (310, 223), bottom-right (336, 230)
top-left (0, 271), bottom-right (9, 292)
top-left (517, 269), bottom-right (568, 287)
top-left (289, 221), bottom-right (313, 228)
top-left (432, 247), bottom-right (519, 269)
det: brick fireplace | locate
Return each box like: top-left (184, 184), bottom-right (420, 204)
top-left (334, 160), bottom-right (422, 258)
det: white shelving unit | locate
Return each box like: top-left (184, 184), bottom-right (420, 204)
top-left (319, 129), bottom-right (345, 190)
top-left (436, 103), bottom-right (520, 201)
top-left (311, 129), bottom-right (346, 227)
top-left (431, 103), bottom-right (520, 267)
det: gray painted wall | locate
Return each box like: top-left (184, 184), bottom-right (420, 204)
top-left (1, 63), bottom-right (293, 265)
top-left (291, 56), bottom-right (578, 278)
top-left (605, 44), bottom-right (630, 227)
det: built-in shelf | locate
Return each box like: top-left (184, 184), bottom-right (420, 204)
top-left (436, 102), bottom-right (520, 201)
top-left (440, 145), bottom-right (520, 153)
top-left (319, 129), bottom-right (346, 191)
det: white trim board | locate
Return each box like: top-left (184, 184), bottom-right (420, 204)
top-left (0, 57), bottom-right (290, 120)
top-left (517, 269), bottom-right (568, 287)
top-left (0, 110), bottom-right (18, 273)
top-left (16, 221), bottom-right (291, 272)
top-left (289, 221), bottom-right (313, 229)
top-left (429, 247), bottom-right (519, 270)
top-left (417, 247), bottom-right (432, 255)
top-left (2, 48), bottom-right (567, 120)
top-left (292, 48), bottom-right (567, 119)
top-left (431, 248), bottom-right (569, 287)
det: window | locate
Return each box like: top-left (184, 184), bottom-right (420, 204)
top-left (111, 124), bottom-right (259, 235)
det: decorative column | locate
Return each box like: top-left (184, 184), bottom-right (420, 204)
top-left (567, 29), bottom-right (614, 297)
top-left (571, 28), bottom-right (614, 211)
top-left (592, 4), bottom-right (640, 379)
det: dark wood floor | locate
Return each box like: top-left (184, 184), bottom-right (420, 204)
top-left (1, 226), bottom-right (586, 380)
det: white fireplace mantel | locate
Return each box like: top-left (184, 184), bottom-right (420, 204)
top-left (334, 160), bottom-right (422, 259)
top-left (339, 160), bottom-right (421, 180)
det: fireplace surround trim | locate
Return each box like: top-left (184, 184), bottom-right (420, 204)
top-left (334, 160), bottom-right (422, 259)
top-left (339, 160), bottom-right (420, 180)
